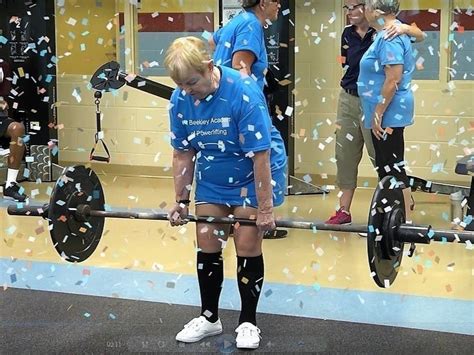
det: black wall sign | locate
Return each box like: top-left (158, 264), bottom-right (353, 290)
top-left (0, 0), bottom-right (57, 161)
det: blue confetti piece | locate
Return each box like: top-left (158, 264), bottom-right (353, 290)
top-left (10, 274), bottom-right (17, 283)
top-left (51, 146), bottom-right (59, 156)
top-left (464, 215), bottom-right (473, 225)
top-left (431, 163), bottom-right (444, 173)
top-left (0, 35), bottom-right (8, 44)
top-left (312, 283), bottom-right (321, 291)
top-left (427, 229), bottom-right (435, 239)
top-left (45, 74), bottom-right (53, 83)
top-left (264, 289), bottom-right (273, 297)
top-left (23, 168), bottom-right (30, 179)
top-left (109, 313), bottom-right (116, 320)
top-left (84, 312), bottom-right (91, 318)
top-left (368, 225), bottom-right (375, 233)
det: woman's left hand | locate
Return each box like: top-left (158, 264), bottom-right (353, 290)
top-left (256, 210), bottom-right (276, 235)
top-left (372, 117), bottom-right (385, 141)
top-left (384, 23), bottom-right (407, 40)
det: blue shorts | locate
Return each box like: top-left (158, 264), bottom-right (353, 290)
top-left (194, 164), bottom-right (287, 208)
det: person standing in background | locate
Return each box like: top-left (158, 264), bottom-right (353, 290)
top-left (358, 0), bottom-right (416, 222)
top-left (325, 0), bottom-right (424, 225)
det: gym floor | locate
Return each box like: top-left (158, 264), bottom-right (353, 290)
top-left (1, 173), bottom-right (473, 352)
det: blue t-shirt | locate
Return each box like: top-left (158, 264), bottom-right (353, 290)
top-left (213, 10), bottom-right (268, 90)
top-left (169, 66), bottom-right (287, 207)
top-left (358, 24), bottom-right (415, 129)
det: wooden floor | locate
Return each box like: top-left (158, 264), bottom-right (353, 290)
top-left (1, 173), bottom-right (472, 300)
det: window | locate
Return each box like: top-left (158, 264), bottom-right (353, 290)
top-left (398, 10), bottom-right (441, 80)
top-left (450, 8), bottom-right (474, 80)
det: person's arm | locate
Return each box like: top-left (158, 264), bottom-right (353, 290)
top-left (168, 148), bottom-right (196, 225)
top-left (232, 50), bottom-right (256, 76)
top-left (340, 30), bottom-right (348, 68)
top-left (208, 36), bottom-right (216, 53)
top-left (172, 148), bottom-right (196, 202)
top-left (372, 64), bottom-right (403, 139)
top-left (385, 23), bottom-right (425, 42)
top-left (252, 149), bottom-right (275, 233)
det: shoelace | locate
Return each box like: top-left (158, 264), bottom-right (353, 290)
top-left (184, 317), bottom-right (204, 331)
top-left (237, 325), bottom-right (261, 339)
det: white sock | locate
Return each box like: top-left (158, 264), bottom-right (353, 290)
top-left (6, 169), bottom-right (19, 187)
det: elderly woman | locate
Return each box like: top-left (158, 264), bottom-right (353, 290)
top-left (358, 0), bottom-right (415, 222)
top-left (326, 0), bottom-right (424, 225)
top-left (164, 36), bottom-right (287, 349)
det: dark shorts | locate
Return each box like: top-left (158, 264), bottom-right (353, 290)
top-left (0, 117), bottom-right (14, 148)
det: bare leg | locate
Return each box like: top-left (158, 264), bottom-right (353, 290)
top-left (339, 188), bottom-right (355, 212)
top-left (6, 121), bottom-right (25, 170)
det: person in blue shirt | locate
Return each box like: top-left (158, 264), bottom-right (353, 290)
top-left (164, 36), bottom-right (287, 350)
top-left (326, 0), bottom-right (424, 225)
top-left (358, 0), bottom-right (415, 222)
top-left (210, 0), bottom-right (280, 90)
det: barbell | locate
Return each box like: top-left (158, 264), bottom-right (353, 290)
top-left (7, 165), bottom-right (473, 288)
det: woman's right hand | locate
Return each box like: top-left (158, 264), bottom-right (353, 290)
top-left (168, 203), bottom-right (189, 226)
top-left (371, 114), bottom-right (385, 141)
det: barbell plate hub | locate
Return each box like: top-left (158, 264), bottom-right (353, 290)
top-left (367, 176), bottom-right (405, 288)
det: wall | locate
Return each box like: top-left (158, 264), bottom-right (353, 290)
top-left (54, 0), bottom-right (473, 182)
top-left (294, 0), bottom-right (474, 185)
top-left (55, 0), bottom-right (219, 175)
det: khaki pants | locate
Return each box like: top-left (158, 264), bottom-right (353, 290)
top-left (335, 89), bottom-right (375, 190)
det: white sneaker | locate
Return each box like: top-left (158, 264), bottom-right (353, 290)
top-left (175, 316), bottom-right (222, 343)
top-left (235, 322), bottom-right (261, 349)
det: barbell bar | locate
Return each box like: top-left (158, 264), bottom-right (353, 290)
top-left (7, 165), bottom-right (474, 288)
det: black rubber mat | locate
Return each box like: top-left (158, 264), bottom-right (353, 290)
top-left (1, 288), bottom-right (472, 353)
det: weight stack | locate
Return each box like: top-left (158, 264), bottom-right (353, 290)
top-left (28, 145), bottom-right (63, 182)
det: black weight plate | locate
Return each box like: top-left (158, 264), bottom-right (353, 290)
top-left (48, 165), bottom-right (105, 262)
top-left (90, 61), bottom-right (125, 92)
top-left (367, 176), bottom-right (405, 288)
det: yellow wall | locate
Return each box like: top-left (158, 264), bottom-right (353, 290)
top-left (56, 1), bottom-right (220, 173)
top-left (55, 0), bottom-right (473, 183)
top-left (295, 0), bottom-right (473, 184)
top-left (55, 0), bottom-right (117, 75)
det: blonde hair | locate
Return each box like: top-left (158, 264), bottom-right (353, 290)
top-left (164, 36), bottom-right (212, 83)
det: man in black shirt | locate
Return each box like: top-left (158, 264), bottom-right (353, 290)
top-left (326, 0), bottom-right (424, 225)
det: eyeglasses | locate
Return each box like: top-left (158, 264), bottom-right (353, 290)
top-left (343, 3), bottom-right (364, 11)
